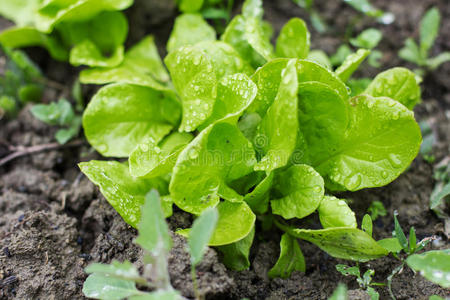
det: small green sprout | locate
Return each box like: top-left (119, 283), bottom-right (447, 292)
top-left (328, 283), bottom-right (348, 300)
top-left (83, 190), bottom-right (219, 300)
top-left (367, 201), bottom-right (387, 221)
top-left (31, 98), bottom-right (81, 144)
top-left (399, 7), bottom-right (450, 74)
top-left (336, 264), bottom-right (382, 300)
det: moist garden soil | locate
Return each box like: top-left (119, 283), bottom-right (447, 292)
top-left (1, 0), bottom-right (449, 299)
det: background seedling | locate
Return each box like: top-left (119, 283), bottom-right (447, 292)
top-left (399, 7), bottom-right (450, 75)
top-left (83, 190), bottom-right (219, 300)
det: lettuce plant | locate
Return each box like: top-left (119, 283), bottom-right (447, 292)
top-left (0, 0), bottom-right (132, 67)
top-left (79, 0), bottom-right (423, 277)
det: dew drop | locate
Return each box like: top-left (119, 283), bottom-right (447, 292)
top-left (140, 143), bottom-right (149, 152)
top-left (188, 148), bottom-right (199, 159)
top-left (388, 153), bottom-right (402, 168)
top-left (313, 185), bottom-right (322, 193)
top-left (345, 173), bottom-right (362, 190)
top-left (97, 144), bottom-right (108, 153)
top-left (381, 170), bottom-right (388, 179)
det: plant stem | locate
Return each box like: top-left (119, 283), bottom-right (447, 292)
top-left (0, 139), bottom-right (85, 167)
top-left (191, 265), bottom-right (200, 300)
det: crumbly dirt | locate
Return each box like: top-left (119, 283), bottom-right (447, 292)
top-left (0, 0), bottom-right (449, 299)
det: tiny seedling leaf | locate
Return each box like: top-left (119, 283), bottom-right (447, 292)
top-left (268, 233), bottom-right (305, 278)
top-left (188, 207), bottom-right (219, 266)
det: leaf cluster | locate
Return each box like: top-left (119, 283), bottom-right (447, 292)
top-left (0, 0), bottom-right (133, 67)
top-left (79, 0), bottom-right (423, 278)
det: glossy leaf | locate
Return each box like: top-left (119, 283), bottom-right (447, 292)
top-left (242, 0), bottom-right (263, 19)
top-left (335, 49), bottom-right (370, 82)
top-left (406, 250), bottom-right (450, 288)
top-left (243, 172), bottom-right (273, 214)
top-left (255, 59), bottom-right (298, 171)
top-left (0, 27), bottom-right (69, 61)
top-left (66, 11), bottom-right (128, 67)
top-left (167, 13), bottom-right (216, 53)
top-left (291, 227), bottom-right (388, 261)
top-left (179, 0), bottom-right (204, 13)
top-left (268, 233), bottom-right (305, 278)
top-left (189, 207), bottom-right (219, 266)
top-left (217, 226), bottom-right (255, 271)
top-left (201, 73), bottom-right (257, 128)
top-left (169, 121), bottom-right (256, 214)
top-left (178, 201), bottom-right (256, 246)
top-left (135, 190), bottom-right (172, 253)
top-left (222, 14), bottom-right (274, 68)
top-left (365, 67), bottom-right (421, 110)
top-left (36, 0), bottom-right (133, 33)
top-left (271, 164), bottom-right (324, 219)
top-left (312, 95), bottom-right (421, 191)
top-left (165, 46), bottom-right (216, 132)
top-left (0, 0), bottom-right (40, 26)
top-left (78, 161), bottom-right (170, 228)
top-left (80, 35), bottom-right (170, 88)
top-left (129, 132), bottom-right (193, 178)
top-left (82, 273), bottom-right (141, 300)
top-left (82, 83), bottom-right (180, 157)
top-left (276, 18), bottom-right (310, 59)
top-left (318, 196), bottom-right (357, 229)
top-left (297, 81), bottom-right (349, 167)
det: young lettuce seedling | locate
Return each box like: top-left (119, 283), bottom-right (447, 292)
top-left (0, 0), bottom-right (133, 67)
top-left (79, 0), bottom-right (423, 280)
top-left (335, 264), bottom-right (382, 300)
top-left (83, 190), bottom-right (219, 300)
top-left (31, 98), bottom-right (82, 144)
top-left (376, 211), bottom-right (449, 299)
top-left (399, 7), bottom-right (450, 74)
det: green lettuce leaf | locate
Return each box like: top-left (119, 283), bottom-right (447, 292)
top-left (169, 121), bottom-right (256, 214)
top-left (290, 227), bottom-right (388, 261)
top-left (217, 226), bottom-right (255, 271)
top-left (271, 164), bottom-right (324, 219)
top-left (80, 35), bottom-right (169, 89)
top-left (318, 196), bottom-right (357, 228)
top-left (335, 49), bottom-right (370, 82)
top-left (35, 0), bottom-right (133, 33)
top-left (364, 67), bottom-right (421, 110)
top-left (0, 27), bottom-right (68, 61)
top-left (129, 132), bottom-right (193, 178)
top-left (0, 0), bottom-right (40, 26)
top-left (243, 172), bottom-right (273, 214)
top-left (178, 201), bottom-right (256, 246)
top-left (78, 161), bottom-right (171, 228)
top-left (255, 59), bottom-right (298, 171)
top-left (312, 95), bottom-right (421, 191)
top-left (276, 18), bottom-right (310, 59)
top-left (167, 13), bottom-right (216, 53)
top-left (165, 46), bottom-right (216, 132)
top-left (82, 83), bottom-right (180, 157)
top-left (268, 233), bottom-right (305, 278)
top-left (200, 73), bottom-right (257, 128)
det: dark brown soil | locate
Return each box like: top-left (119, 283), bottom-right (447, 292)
top-left (1, 0), bottom-right (449, 299)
